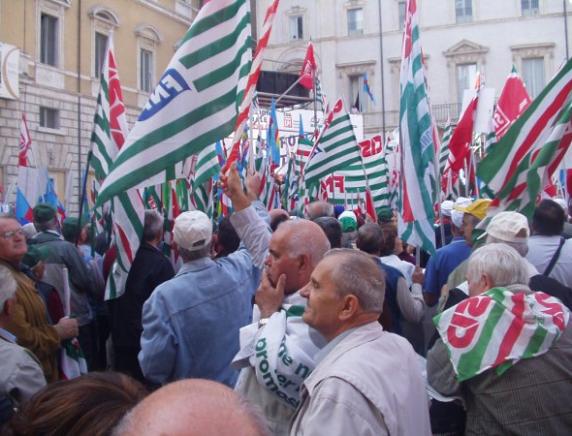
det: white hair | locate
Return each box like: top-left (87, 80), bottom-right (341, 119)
top-left (0, 265), bottom-right (17, 310)
top-left (466, 243), bottom-right (529, 288)
top-left (325, 249), bottom-right (385, 312)
top-left (486, 235), bottom-right (529, 257)
top-left (143, 210), bottom-right (164, 242)
top-left (278, 220), bottom-right (331, 268)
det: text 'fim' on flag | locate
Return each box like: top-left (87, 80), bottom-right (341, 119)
top-left (303, 99), bottom-right (362, 189)
top-left (478, 57), bottom-right (572, 218)
top-left (96, 0), bottom-right (253, 206)
top-left (398, 0), bottom-right (438, 255)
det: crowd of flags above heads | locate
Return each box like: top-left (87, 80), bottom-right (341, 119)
top-left (12, 0), bottom-right (572, 298)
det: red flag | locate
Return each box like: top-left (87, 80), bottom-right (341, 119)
top-left (447, 96), bottom-right (478, 172)
top-left (365, 188), bottom-right (377, 222)
top-left (493, 68), bottom-right (532, 139)
top-left (299, 43), bottom-right (317, 89)
top-left (19, 113), bottom-right (32, 167)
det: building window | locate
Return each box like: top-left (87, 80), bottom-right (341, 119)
top-left (349, 74), bottom-right (364, 112)
top-left (140, 48), bottom-right (154, 93)
top-left (398, 1), bottom-right (406, 30)
top-left (94, 32), bottom-right (108, 78)
top-left (347, 8), bottom-right (364, 36)
top-left (455, 0), bottom-right (472, 23)
top-left (456, 63), bottom-right (477, 106)
top-left (522, 57), bottom-right (545, 98)
top-left (40, 13), bottom-right (59, 66)
top-left (289, 15), bottom-right (303, 40)
top-left (40, 107), bottom-right (60, 129)
top-left (521, 0), bottom-right (539, 16)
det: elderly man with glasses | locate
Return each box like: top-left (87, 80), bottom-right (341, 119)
top-left (0, 214), bottom-right (77, 382)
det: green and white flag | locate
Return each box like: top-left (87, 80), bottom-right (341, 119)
top-left (398, 0), bottom-right (437, 254)
top-left (304, 99), bottom-right (361, 189)
top-left (434, 287), bottom-right (569, 382)
top-left (96, 0), bottom-right (252, 205)
top-left (89, 37), bottom-right (145, 300)
top-left (439, 118), bottom-right (452, 176)
top-left (478, 58), bottom-right (572, 218)
top-left (323, 154), bottom-right (389, 213)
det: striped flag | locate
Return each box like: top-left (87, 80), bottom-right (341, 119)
top-left (89, 37), bottom-right (145, 300)
top-left (434, 287), bottom-right (569, 382)
top-left (19, 113), bottom-right (32, 167)
top-left (304, 99), bottom-right (361, 188)
top-left (96, 0), bottom-right (252, 204)
top-left (398, 0), bottom-right (437, 254)
top-left (323, 154), bottom-right (389, 213)
top-left (439, 119), bottom-right (453, 176)
top-left (478, 58), bottom-right (572, 218)
top-left (225, 0), bottom-right (279, 169)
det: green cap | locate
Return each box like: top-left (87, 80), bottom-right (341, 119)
top-left (377, 206), bottom-right (393, 222)
top-left (33, 204), bottom-right (56, 223)
top-left (62, 217), bottom-right (81, 242)
top-left (21, 245), bottom-right (51, 268)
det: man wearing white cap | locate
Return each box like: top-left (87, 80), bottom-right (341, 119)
top-left (138, 200), bottom-right (268, 387)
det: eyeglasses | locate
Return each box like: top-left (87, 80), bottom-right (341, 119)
top-left (1, 229), bottom-right (25, 239)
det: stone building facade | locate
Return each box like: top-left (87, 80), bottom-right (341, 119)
top-left (255, 0), bottom-right (571, 136)
top-left (0, 0), bottom-right (200, 212)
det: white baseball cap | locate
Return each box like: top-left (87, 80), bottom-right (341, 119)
top-left (173, 211), bottom-right (213, 251)
top-left (440, 200), bottom-right (454, 217)
top-left (484, 211), bottom-right (529, 243)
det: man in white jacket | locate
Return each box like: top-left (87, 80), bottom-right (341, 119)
top-left (290, 249), bottom-right (431, 436)
top-left (222, 165), bottom-right (330, 435)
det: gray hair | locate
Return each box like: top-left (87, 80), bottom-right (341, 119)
top-left (179, 244), bottom-right (211, 262)
top-left (466, 243), bottom-right (529, 288)
top-left (279, 219), bottom-right (331, 268)
top-left (305, 201), bottom-right (334, 220)
top-left (0, 265), bottom-right (17, 310)
top-left (143, 210), bottom-right (164, 242)
top-left (324, 248), bottom-right (385, 312)
top-left (486, 235), bottom-right (529, 257)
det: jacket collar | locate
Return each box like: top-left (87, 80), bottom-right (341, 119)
top-left (176, 257), bottom-right (216, 276)
top-left (304, 322), bottom-right (383, 394)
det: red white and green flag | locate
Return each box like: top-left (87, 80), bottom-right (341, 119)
top-left (398, 0), bottom-right (438, 254)
top-left (89, 37), bottom-right (145, 300)
top-left (478, 58), bottom-right (572, 218)
top-left (434, 287), bottom-right (569, 382)
top-left (96, 0), bottom-right (252, 204)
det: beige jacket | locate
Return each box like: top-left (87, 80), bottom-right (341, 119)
top-left (290, 322), bottom-right (431, 436)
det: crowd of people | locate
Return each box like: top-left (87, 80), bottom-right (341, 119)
top-left (1, 164), bottom-right (571, 435)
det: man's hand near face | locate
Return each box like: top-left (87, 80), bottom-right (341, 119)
top-left (255, 272), bottom-right (286, 319)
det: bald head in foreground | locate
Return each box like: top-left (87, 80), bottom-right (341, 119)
top-left (115, 379), bottom-right (268, 436)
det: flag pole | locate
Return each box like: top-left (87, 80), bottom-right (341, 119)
top-left (275, 75), bottom-right (304, 105)
top-left (76, 150), bottom-right (92, 246)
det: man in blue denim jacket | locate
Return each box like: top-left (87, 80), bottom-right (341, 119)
top-left (138, 195), bottom-right (269, 387)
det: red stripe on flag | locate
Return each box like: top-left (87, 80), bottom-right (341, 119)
top-left (502, 81), bottom-right (572, 184)
top-left (116, 224), bottom-right (134, 264)
top-left (492, 292), bottom-right (526, 367)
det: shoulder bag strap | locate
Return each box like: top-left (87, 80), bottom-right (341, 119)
top-left (543, 237), bottom-right (565, 277)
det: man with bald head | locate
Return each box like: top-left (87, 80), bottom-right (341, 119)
top-left (305, 200), bottom-right (334, 221)
top-left (290, 249), bottom-right (431, 435)
top-left (222, 165), bottom-right (330, 435)
top-left (114, 379), bottom-right (268, 436)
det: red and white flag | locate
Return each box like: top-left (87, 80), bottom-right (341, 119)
top-left (447, 96), bottom-right (478, 172)
top-left (493, 66), bottom-right (532, 139)
top-left (19, 113), bottom-right (32, 167)
top-left (299, 42), bottom-right (317, 89)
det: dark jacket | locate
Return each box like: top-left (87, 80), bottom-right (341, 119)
top-left (109, 242), bottom-right (174, 350)
top-left (529, 274), bottom-right (572, 310)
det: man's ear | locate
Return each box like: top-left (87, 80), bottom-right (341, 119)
top-left (339, 294), bottom-right (359, 321)
top-left (482, 273), bottom-right (495, 291)
top-left (2, 298), bottom-right (15, 318)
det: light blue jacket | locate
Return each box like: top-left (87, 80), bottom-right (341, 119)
top-left (138, 204), bottom-right (268, 386)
